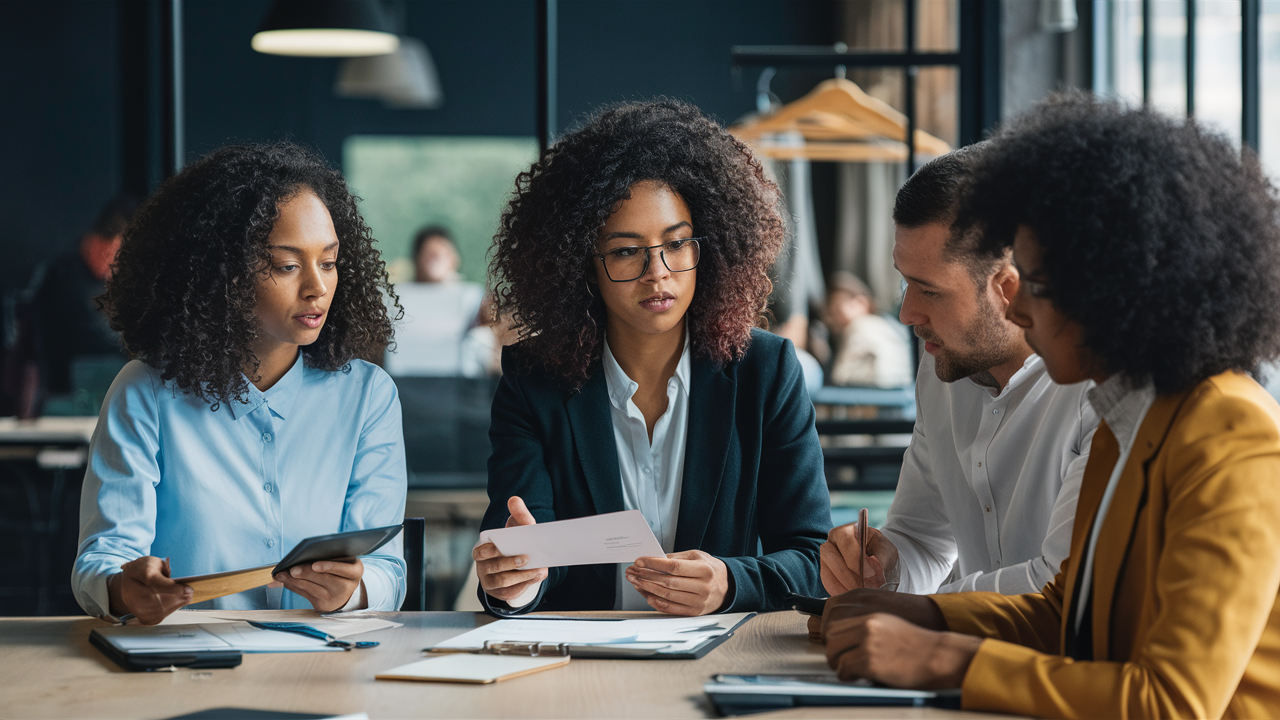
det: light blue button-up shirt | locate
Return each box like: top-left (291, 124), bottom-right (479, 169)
top-left (72, 354), bottom-right (408, 617)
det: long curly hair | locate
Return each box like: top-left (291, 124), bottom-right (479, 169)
top-left (491, 99), bottom-right (785, 388)
top-left (958, 92), bottom-right (1280, 393)
top-left (99, 142), bottom-right (398, 408)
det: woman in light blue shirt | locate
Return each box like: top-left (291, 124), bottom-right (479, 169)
top-left (72, 143), bottom-right (407, 623)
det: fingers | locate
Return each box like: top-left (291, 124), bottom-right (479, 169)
top-left (820, 542), bottom-right (858, 594)
top-left (827, 523), bottom-right (864, 563)
top-left (506, 496), bottom-right (536, 527)
top-left (479, 565), bottom-right (546, 591)
top-left (633, 554), bottom-right (707, 578)
top-left (485, 568), bottom-right (548, 603)
top-left (307, 557), bottom-right (362, 579)
top-left (633, 586), bottom-right (702, 616)
top-left (825, 616), bottom-right (869, 671)
top-left (119, 557), bottom-right (193, 624)
top-left (807, 614), bottom-right (823, 642)
top-left (625, 566), bottom-right (705, 596)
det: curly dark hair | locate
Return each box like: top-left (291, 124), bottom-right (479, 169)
top-left (100, 142), bottom-right (398, 408)
top-left (490, 99), bottom-right (785, 388)
top-left (958, 92), bottom-right (1280, 393)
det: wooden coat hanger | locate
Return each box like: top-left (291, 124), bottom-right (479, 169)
top-left (732, 77), bottom-right (951, 162)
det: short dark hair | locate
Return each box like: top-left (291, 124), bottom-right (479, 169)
top-left (959, 92), bottom-right (1280, 393)
top-left (894, 144), bottom-right (1004, 286)
top-left (491, 99), bottom-right (785, 389)
top-left (412, 224), bottom-right (455, 259)
top-left (100, 142), bottom-right (399, 409)
top-left (89, 195), bottom-right (140, 238)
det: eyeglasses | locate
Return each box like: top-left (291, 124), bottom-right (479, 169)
top-left (594, 238), bottom-right (703, 283)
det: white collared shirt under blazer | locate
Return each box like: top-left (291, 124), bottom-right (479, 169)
top-left (882, 353), bottom-right (1099, 594)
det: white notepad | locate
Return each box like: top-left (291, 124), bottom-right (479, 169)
top-left (376, 654), bottom-right (569, 684)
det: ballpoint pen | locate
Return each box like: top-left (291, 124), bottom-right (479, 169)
top-left (246, 621), bottom-right (379, 650)
top-left (858, 507), bottom-right (870, 588)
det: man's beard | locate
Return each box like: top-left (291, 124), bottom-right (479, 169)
top-left (919, 298), bottom-right (1021, 383)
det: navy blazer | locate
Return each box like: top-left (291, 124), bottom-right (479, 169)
top-left (479, 328), bottom-right (832, 615)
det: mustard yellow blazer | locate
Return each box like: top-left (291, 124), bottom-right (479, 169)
top-left (931, 372), bottom-right (1280, 719)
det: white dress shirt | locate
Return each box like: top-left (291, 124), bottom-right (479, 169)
top-left (881, 352), bottom-right (1098, 595)
top-left (603, 335), bottom-right (691, 610)
top-left (503, 334), bottom-right (691, 610)
top-left (1073, 374), bottom-right (1155, 632)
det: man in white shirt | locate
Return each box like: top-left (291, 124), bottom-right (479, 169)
top-left (820, 148), bottom-right (1098, 596)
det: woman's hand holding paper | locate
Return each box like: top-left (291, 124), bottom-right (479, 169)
top-left (107, 556), bottom-right (193, 624)
top-left (474, 496), bottom-right (549, 607)
top-left (625, 550), bottom-right (729, 616)
top-left (273, 557), bottom-right (364, 612)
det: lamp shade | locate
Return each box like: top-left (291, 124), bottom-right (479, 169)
top-left (335, 37), bottom-right (442, 109)
top-left (252, 0), bottom-right (400, 57)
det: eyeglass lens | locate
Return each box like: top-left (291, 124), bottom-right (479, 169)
top-left (602, 239), bottom-right (700, 282)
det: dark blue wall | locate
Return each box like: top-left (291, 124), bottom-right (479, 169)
top-left (0, 0), bottom-right (836, 292)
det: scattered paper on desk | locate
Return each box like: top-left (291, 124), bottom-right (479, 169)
top-left (378, 654), bottom-right (569, 684)
top-left (478, 509), bottom-right (665, 569)
top-left (431, 613), bottom-right (753, 654)
top-left (155, 609), bottom-right (400, 638)
top-left (97, 621), bottom-right (344, 653)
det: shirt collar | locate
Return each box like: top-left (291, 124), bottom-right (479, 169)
top-left (601, 331), bottom-right (692, 410)
top-left (967, 353), bottom-right (1042, 399)
top-left (1087, 373), bottom-right (1157, 451)
top-left (227, 351), bottom-right (305, 421)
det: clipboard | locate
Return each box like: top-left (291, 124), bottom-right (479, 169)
top-left (427, 613), bottom-right (755, 660)
top-left (173, 525), bottom-right (403, 604)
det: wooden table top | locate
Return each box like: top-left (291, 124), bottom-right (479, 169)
top-left (0, 610), bottom-right (1006, 719)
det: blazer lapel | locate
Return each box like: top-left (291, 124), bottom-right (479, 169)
top-left (564, 370), bottom-right (625, 516)
top-left (1060, 422), bottom-right (1119, 651)
top-left (673, 358), bottom-right (736, 551)
top-left (1090, 392), bottom-right (1185, 656)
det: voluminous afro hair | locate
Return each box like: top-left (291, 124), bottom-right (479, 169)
top-left (958, 92), bottom-right (1280, 394)
top-left (491, 99), bottom-right (785, 389)
top-left (100, 142), bottom-right (397, 408)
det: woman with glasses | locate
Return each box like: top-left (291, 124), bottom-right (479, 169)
top-left (472, 100), bottom-right (832, 616)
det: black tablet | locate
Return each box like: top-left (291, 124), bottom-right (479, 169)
top-left (271, 524), bottom-right (403, 576)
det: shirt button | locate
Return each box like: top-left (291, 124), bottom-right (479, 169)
top-left (643, 467), bottom-right (651, 475)
top-left (992, 408), bottom-right (1000, 415)
top-left (977, 462), bottom-right (982, 468)
top-left (266, 539), bottom-right (275, 548)
top-left (262, 432), bottom-right (273, 443)
top-left (263, 483), bottom-right (273, 493)
top-left (985, 505), bottom-right (992, 513)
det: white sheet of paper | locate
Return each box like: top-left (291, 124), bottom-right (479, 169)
top-left (478, 509), bottom-right (665, 569)
top-left (431, 613), bottom-right (754, 653)
top-left (154, 609), bottom-right (400, 638)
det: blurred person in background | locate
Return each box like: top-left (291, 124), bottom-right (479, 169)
top-left (386, 224), bottom-right (493, 376)
top-left (413, 225), bottom-right (463, 284)
top-left (822, 271), bottom-right (911, 388)
top-left (32, 195), bottom-right (137, 395)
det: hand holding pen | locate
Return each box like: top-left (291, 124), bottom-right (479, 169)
top-left (818, 508), bottom-right (901, 595)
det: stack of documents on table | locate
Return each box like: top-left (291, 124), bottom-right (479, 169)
top-left (99, 609), bottom-right (399, 653)
top-left (429, 613), bottom-right (755, 659)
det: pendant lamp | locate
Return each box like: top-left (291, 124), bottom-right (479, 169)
top-left (252, 0), bottom-right (399, 57)
top-left (335, 37), bottom-right (443, 108)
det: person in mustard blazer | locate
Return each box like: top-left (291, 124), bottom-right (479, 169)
top-left (471, 100), bottom-right (832, 616)
top-left (814, 93), bottom-right (1280, 718)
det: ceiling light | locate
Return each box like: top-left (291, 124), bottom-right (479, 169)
top-left (335, 37), bottom-right (442, 109)
top-left (252, 0), bottom-right (399, 58)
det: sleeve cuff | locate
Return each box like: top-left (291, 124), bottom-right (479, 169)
top-left (337, 580), bottom-right (368, 612)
